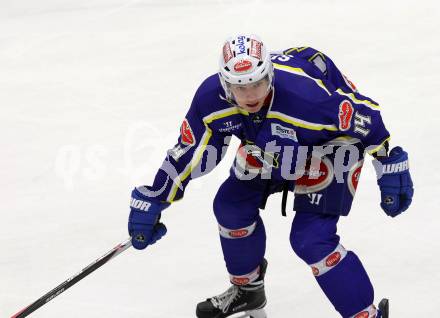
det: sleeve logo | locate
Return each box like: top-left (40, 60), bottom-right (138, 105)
top-left (180, 118), bottom-right (196, 146)
top-left (338, 100), bottom-right (354, 131)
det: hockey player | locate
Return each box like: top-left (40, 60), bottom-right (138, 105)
top-left (127, 34), bottom-right (413, 318)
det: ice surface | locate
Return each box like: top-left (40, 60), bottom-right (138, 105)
top-left (1, 0), bottom-right (439, 317)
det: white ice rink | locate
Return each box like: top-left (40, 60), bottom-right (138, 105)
top-left (1, 0), bottom-right (439, 317)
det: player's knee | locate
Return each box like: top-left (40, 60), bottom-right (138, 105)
top-left (290, 230), bottom-right (339, 264)
top-left (213, 189), bottom-right (234, 223)
top-left (213, 188), bottom-right (258, 228)
top-left (290, 230), bottom-right (317, 262)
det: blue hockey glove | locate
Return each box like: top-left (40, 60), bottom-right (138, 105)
top-left (128, 186), bottom-right (170, 250)
top-left (373, 146), bottom-right (414, 217)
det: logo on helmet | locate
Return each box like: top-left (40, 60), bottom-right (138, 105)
top-left (223, 42), bottom-right (233, 64)
top-left (234, 60), bottom-right (253, 73)
top-left (236, 35), bottom-right (246, 55)
top-left (338, 100), bottom-right (354, 131)
top-left (250, 39), bottom-right (262, 60)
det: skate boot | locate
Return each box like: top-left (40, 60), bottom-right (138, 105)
top-left (196, 259), bottom-right (268, 318)
top-left (376, 298), bottom-right (389, 318)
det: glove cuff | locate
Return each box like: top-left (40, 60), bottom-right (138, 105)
top-left (134, 186), bottom-right (171, 208)
top-left (372, 146), bottom-right (409, 179)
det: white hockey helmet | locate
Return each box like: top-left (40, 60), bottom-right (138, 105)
top-left (219, 34), bottom-right (274, 99)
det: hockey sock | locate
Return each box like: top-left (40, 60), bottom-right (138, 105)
top-left (290, 212), bottom-right (374, 317)
top-left (313, 250), bottom-right (374, 317)
top-left (219, 216), bottom-right (266, 277)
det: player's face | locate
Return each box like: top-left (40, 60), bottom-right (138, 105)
top-left (229, 78), bottom-right (270, 113)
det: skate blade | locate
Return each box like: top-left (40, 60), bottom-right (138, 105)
top-left (227, 308), bottom-right (267, 318)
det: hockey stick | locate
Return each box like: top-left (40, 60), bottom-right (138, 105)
top-left (11, 238), bottom-right (132, 318)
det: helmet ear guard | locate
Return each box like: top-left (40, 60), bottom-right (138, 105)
top-left (218, 34), bottom-right (274, 100)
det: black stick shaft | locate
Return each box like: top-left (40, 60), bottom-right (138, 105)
top-left (11, 238), bottom-right (132, 318)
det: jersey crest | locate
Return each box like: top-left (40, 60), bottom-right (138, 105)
top-left (295, 155), bottom-right (334, 194)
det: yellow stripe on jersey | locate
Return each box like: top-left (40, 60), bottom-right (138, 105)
top-left (267, 111), bottom-right (338, 131)
top-left (284, 47), bottom-right (309, 54)
top-left (367, 136), bottom-right (391, 155)
top-left (203, 107), bottom-right (246, 125)
top-left (336, 89), bottom-right (380, 111)
top-left (166, 128), bottom-right (213, 202)
top-left (273, 63), bottom-right (332, 96)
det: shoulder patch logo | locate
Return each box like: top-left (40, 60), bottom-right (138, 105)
top-left (180, 118), bottom-right (196, 146)
top-left (338, 100), bottom-right (354, 131)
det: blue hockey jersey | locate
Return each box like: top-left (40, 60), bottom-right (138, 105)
top-left (148, 47), bottom-right (390, 215)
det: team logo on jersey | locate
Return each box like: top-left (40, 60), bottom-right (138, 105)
top-left (325, 251), bottom-right (342, 267)
top-left (311, 266), bottom-right (320, 276)
top-left (271, 123), bottom-right (298, 141)
top-left (235, 143), bottom-right (280, 174)
top-left (348, 159), bottom-right (364, 196)
top-left (234, 59), bottom-right (253, 73)
top-left (295, 155), bottom-right (334, 194)
top-left (338, 100), bottom-right (354, 131)
top-left (180, 118), bottom-right (196, 146)
top-left (250, 39), bottom-right (262, 60)
top-left (223, 42), bottom-right (233, 63)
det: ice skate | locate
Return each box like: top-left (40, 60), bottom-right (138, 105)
top-left (196, 259), bottom-right (268, 318)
